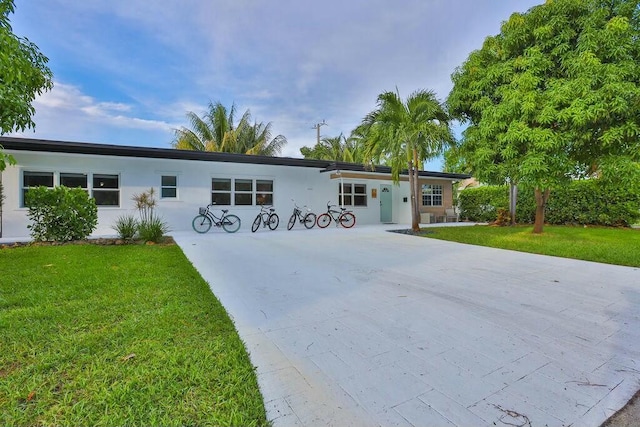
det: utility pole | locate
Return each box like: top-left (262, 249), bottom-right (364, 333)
top-left (312, 120), bottom-right (326, 145)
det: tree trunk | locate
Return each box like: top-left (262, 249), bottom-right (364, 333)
top-left (408, 160), bottom-right (420, 231)
top-left (413, 149), bottom-right (421, 226)
top-left (533, 188), bottom-right (550, 234)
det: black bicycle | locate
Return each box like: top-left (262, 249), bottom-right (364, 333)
top-left (192, 204), bottom-right (241, 233)
top-left (316, 201), bottom-right (356, 228)
top-left (287, 200), bottom-right (316, 230)
top-left (251, 205), bottom-right (279, 232)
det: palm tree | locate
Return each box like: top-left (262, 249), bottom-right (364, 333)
top-left (172, 101), bottom-right (287, 156)
top-left (300, 133), bottom-right (365, 163)
top-left (358, 89), bottom-right (453, 231)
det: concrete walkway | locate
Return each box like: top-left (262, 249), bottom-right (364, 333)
top-left (172, 224), bottom-right (640, 427)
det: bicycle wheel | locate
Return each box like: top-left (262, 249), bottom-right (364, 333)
top-left (316, 213), bottom-right (331, 228)
top-left (221, 214), bottom-right (241, 233)
top-left (303, 213), bottom-right (317, 229)
top-left (287, 214), bottom-right (296, 230)
top-left (192, 215), bottom-right (212, 233)
top-left (251, 215), bottom-right (261, 232)
top-left (339, 212), bottom-right (356, 228)
top-left (268, 213), bottom-right (279, 230)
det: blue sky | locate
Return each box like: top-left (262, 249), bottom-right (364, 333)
top-left (10, 0), bottom-right (542, 171)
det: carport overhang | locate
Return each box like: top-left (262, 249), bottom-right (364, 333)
top-left (320, 162), bottom-right (471, 182)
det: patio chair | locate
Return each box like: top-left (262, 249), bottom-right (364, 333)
top-left (445, 208), bottom-right (459, 223)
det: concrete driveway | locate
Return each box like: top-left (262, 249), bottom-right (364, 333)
top-left (172, 224), bottom-right (640, 427)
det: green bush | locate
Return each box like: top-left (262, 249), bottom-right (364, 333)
top-left (113, 214), bottom-right (138, 240)
top-left (25, 186), bottom-right (98, 241)
top-left (459, 180), bottom-right (640, 226)
top-left (138, 215), bottom-right (170, 243)
top-left (458, 186), bottom-right (509, 222)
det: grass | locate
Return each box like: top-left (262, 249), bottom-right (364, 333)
top-left (0, 244), bottom-right (268, 427)
top-left (421, 225), bottom-right (640, 267)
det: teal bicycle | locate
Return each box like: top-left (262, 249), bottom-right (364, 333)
top-left (192, 204), bottom-right (241, 233)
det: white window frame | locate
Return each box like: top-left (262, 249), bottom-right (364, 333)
top-left (255, 179), bottom-right (274, 206)
top-left (21, 171), bottom-right (54, 207)
top-left (160, 175), bottom-right (178, 199)
top-left (211, 177), bottom-right (274, 206)
top-left (91, 174), bottom-right (120, 207)
top-left (338, 182), bottom-right (367, 207)
top-left (422, 184), bottom-right (443, 207)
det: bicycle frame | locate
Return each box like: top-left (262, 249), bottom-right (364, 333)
top-left (200, 205), bottom-right (227, 226)
top-left (193, 203), bottom-right (241, 233)
top-left (252, 205), bottom-right (279, 232)
top-left (316, 201), bottom-right (355, 229)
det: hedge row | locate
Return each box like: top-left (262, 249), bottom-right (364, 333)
top-left (458, 180), bottom-right (640, 226)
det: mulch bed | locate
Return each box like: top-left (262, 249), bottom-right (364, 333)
top-left (387, 229), bottom-right (435, 236)
top-left (0, 236), bottom-right (175, 249)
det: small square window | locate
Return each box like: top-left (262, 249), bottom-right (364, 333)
top-left (161, 175), bottom-right (178, 199)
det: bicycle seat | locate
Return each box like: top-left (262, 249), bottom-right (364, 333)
top-left (269, 208), bottom-right (275, 212)
top-left (222, 209), bottom-right (228, 213)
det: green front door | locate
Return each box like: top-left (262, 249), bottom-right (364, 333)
top-left (380, 184), bottom-right (392, 223)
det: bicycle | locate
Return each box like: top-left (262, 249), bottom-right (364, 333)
top-left (316, 201), bottom-right (356, 228)
top-left (287, 200), bottom-right (317, 230)
top-left (251, 205), bottom-right (279, 232)
top-left (192, 204), bottom-right (241, 233)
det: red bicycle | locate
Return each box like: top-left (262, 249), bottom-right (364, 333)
top-left (316, 201), bottom-right (356, 228)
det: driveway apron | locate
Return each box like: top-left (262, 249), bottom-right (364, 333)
top-left (172, 225), bottom-right (640, 427)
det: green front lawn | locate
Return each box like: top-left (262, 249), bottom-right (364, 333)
top-left (422, 225), bottom-right (640, 267)
top-left (0, 244), bottom-right (267, 427)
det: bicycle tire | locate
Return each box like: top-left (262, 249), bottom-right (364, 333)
top-left (287, 214), bottom-right (296, 230)
top-left (317, 213), bottom-right (331, 228)
top-left (339, 212), bottom-right (356, 228)
top-left (192, 214), bottom-right (212, 233)
top-left (268, 213), bottom-right (279, 230)
top-left (303, 213), bottom-right (317, 229)
top-left (251, 215), bottom-right (261, 232)
top-left (221, 214), bottom-right (241, 233)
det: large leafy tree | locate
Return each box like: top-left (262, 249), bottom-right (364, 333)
top-left (0, 0), bottom-right (53, 170)
top-left (358, 89), bottom-right (454, 231)
top-left (172, 101), bottom-right (287, 156)
top-left (448, 0), bottom-right (640, 233)
top-left (300, 133), bottom-right (365, 163)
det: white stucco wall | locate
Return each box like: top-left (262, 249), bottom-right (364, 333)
top-left (1, 149), bottom-right (420, 238)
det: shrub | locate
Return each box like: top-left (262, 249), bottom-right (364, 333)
top-left (25, 186), bottom-right (98, 241)
top-left (459, 180), bottom-right (640, 226)
top-left (458, 186), bottom-right (509, 222)
top-left (138, 215), bottom-right (170, 243)
top-left (113, 214), bottom-right (138, 240)
top-left (132, 188), bottom-right (169, 243)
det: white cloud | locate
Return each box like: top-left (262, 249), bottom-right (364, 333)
top-left (11, 0), bottom-right (544, 162)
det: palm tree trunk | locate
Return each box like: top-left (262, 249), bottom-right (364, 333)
top-left (408, 160), bottom-right (419, 231)
top-left (412, 148), bottom-right (421, 231)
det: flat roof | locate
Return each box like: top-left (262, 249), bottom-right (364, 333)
top-left (0, 136), bottom-right (471, 180)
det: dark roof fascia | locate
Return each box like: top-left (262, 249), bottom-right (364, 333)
top-left (0, 137), bottom-right (471, 180)
top-left (321, 161), bottom-right (471, 180)
top-left (0, 136), bottom-right (333, 169)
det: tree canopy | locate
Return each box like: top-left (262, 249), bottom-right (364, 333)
top-left (358, 89), bottom-right (453, 231)
top-left (172, 101), bottom-right (287, 156)
top-left (447, 0), bottom-right (640, 232)
top-left (0, 0), bottom-right (53, 170)
top-left (300, 133), bottom-right (365, 163)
